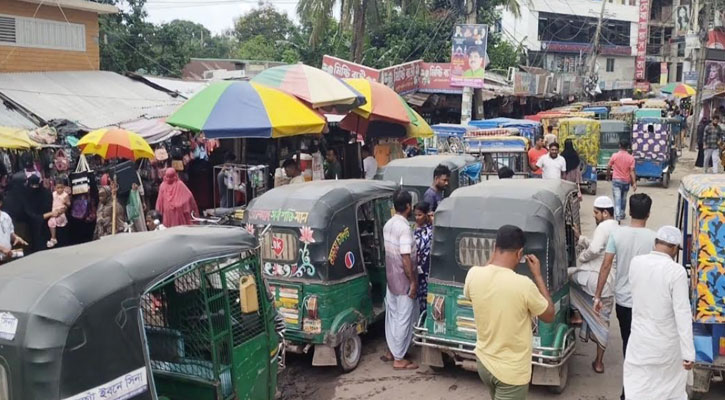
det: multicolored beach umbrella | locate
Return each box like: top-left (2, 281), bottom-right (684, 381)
top-left (660, 82), bottom-right (696, 98)
top-left (166, 81), bottom-right (327, 139)
top-left (251, 64), bottom-right (366, 110)
top-left (339, 78), bottom-right (432, 138)
top-left (77, 128), bottom-right (153, 160)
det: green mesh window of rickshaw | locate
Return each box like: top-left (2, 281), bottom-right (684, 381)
top-left (260, 229), bottom-right (298, 264)
top-left (140, 252), bottom-right (265, 395)
top-left (601, 132), bottom-right (621, 145)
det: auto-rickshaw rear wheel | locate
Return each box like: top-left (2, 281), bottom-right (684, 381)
top-left (662, 171), bottom-right (671, 188)
top-left (336, 334), bottom-right (362, 372)
top-left (546, 362), bottom-right (569, 394)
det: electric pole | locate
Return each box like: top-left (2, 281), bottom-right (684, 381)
top-left (587, 0), bottom-right (608, 97)
top-left (689, 0), bottom-right (711, 151)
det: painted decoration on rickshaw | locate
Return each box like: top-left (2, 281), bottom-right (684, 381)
top-left (680, 174), bottom-right (725, 322)
top-left (694, 199), bottom-right (725, 323)
top-left (558, 119), bottom-right (600, 166)
top-left (632, 123), bottom-right (669, 162)
top-left (263, 226), bottom-right (317, 278)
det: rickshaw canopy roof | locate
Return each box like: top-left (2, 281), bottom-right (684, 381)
top-left (583, 106), bottom-right (608, 113)
top-left (432, 123), bottom-right (478, 137)
top-left (635, 116), bottom-right (666, 124)
top-left (382, 154), bottom-right (476, 188)
top-left (611, 105), bottom-right (638, 114)
top-left (245, 179), bottom-right (398, 228)
top-left (0, 226), bottom-right (256, 319)
top-left (599, 119), bottom-right (628, 132)
top-left (435, 179), bottom-right (576, 232)
top-left (465, 135), bottom-right (529, 152)
top-left (679, 174), bottom-right (725, 202)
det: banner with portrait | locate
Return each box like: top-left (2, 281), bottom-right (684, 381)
top-left (674, 5), bottom-right (691, 37)
top-left (704, 60), bottom-right (725, 99)
top-left (450, 24), bottom-right (488, 88)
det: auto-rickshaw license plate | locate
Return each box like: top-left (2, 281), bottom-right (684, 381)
top-left (303, 318), bottom-right (322, 334)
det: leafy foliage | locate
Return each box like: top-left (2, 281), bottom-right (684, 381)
top-left (98, 0), bottom-right (522, 77)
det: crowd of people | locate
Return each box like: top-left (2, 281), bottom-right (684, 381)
top-left (377, 150), bottom-right (691, 400)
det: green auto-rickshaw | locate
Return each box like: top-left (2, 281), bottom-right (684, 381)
top-left (0, 226), bottom-right (282, 400)
top-left (243, 179), bottom-right (397, 372)
top-left (380, 154), bottom-right (481, 204)
top-left (414, 179), bottom-right (580, 393)
top-left (597, 119), bottom-right (629, 174)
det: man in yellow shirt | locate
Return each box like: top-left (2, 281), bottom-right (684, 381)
top-left (463, 225), bottom-right (555, 399)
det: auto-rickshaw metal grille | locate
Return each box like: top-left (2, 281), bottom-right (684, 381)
top-left (140, 253), bottom-right (265, 398)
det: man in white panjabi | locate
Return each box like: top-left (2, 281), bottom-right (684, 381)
top-left (568, 196), bottom-right (618, 374)
top-left (624, 225), bottom-right (695, 400)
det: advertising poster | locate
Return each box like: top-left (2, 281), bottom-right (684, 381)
top-left (674, 5), bottom-right (691, 37)
top-left (704, 60), bottom-right (725, 98)
top-left (450, 24), bottom-right (488, 88)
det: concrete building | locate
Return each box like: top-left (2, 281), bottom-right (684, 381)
top-left (0, 0), bottom-right (117, 72)
top-left (645, 0), bottom-right (695, 85)
top-left (501, 0), bottom-right (639, 95)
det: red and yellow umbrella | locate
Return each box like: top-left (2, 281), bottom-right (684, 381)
top-left (660, 82), bottom-right (696, 98)
top-left (339, 78), bottom-right (432, 138)
top-left (77, 128), bottom-right (154, 160)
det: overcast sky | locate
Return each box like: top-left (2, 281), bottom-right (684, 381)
top-left (144, 1), bottom-right (300, 34)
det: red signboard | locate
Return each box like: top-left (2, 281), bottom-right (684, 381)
top-left (418, 62), bottom-right (462, 93)
top-left (380, 60), bottom-right (421, 94)
top-left (634, 0), bottom-right (650, 81)
top-left (321, 55), bottom-right (380, 81)
top-left (634, 81), bottom-right (651, 92)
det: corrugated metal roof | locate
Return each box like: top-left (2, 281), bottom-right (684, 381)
top-left (0, 102), bottom-right (36, 129)
top-left (0, 71), bottom-right (184, 130)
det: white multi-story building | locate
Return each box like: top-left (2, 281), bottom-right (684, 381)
top-left (500, 0), bottom-right (639, 95)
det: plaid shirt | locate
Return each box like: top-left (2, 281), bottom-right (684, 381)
top-left (704, 124), bottom-right (723, 149)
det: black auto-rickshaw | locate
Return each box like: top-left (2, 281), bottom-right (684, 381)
top-left (243, 179), bottom-right (398, 372)
top-left (380, 154), bottom-right (481, 204)
top-left (0, 226), bottom-right (281, 400)
top-left (413, 179), bottom-right (580, 393)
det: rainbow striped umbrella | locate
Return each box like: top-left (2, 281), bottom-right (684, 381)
top-left (660, 82), bottom-right (696, 98)
top-left (166, 81), bottom-right (327, 139)
top-left (77, 128), bottom-right (153, 160)
top-left (251, 64), bottom-right (366, 110)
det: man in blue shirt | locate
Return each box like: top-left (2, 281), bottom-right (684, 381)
top-left (423, 164), bottom-right (450, 212)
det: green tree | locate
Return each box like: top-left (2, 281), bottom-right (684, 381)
top-left (233, 5), bottom-right (295, 42)
top-left (237, 35), bottom-right (300, 63)
top-left (99, 0), bottom-right (159, 74)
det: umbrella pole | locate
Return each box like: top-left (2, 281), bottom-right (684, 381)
top-left (111, 176), bottom-right (117, 235)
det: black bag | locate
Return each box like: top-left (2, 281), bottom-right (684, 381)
top-left (111, 160), bottom-right (140, 195)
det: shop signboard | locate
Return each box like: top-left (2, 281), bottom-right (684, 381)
top-left (708, 30), bottom-right (725, 50)
top-left (321, 55), bottom-right (380, 81)
top-left (613, 80), bottom-right (634, 90)
top-left (660, 62), bottom-right (669, 85)
top-left (634, 0), bottom-right (650, 81)
top-left (684, 70), bottom-right (698, 85)
top-left (635, 81), bottom-right (651, 92)
top-left (450, 24), bottom-right (488, 88)
top-left (542, 41), bottom-right (631, 56)
top-left (380, 60), bottom-right (421, 94)
top-left (513, 72), bottom-right (536, 96)
top-left (418, 62), bottom-right (462, 94)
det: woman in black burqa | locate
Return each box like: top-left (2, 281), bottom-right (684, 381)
top-left (3, 174), bottom-right (53, 253)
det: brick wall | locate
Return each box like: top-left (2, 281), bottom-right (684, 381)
top-left (0, 1), bottom-right (101, 72)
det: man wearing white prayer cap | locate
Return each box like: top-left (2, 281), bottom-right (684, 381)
top-left (623, 225), bottom-right (694, 400)
top-left (569, 196), bottom-right (619, 373)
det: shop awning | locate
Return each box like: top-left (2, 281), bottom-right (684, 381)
top-left (403, 92), bottom-right (431, 107)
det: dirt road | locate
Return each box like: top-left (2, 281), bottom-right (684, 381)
top-left (279, 150), bottom-right (725, 400)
